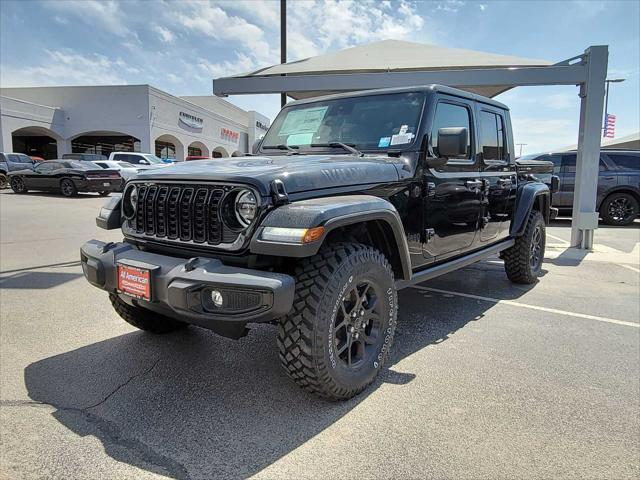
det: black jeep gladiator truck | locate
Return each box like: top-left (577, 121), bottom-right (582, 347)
top-left (81, 85), bottom-right (550, 400)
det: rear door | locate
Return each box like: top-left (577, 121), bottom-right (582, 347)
top-left (558, 153), bottom-right (612, 209)
top-left (477, 106), bottom-right (516, 242)
top-left (423, 97), bottom-right (482, 261)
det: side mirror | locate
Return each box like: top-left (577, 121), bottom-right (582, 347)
top-left (139, 159), bottom-right (149, 165)
top-left (437, 127), bottom-right (468, 158)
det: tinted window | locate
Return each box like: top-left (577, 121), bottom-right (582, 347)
top-left (562, 153), bottom-right (608, 172)
top-left (35, 163), bottom-right (55, 173)
top-left (479, 111), bottom-right (505, 161)
top-left (94, 162), bottom-right (108, 169)
top-left (62, 154), bottom-right (80, 160)
top-left (607, 153), bottom-right (639, 171)
top-left (8, 154), bottom-right (32, 163)
top-left (431, 102), bottom-right (472, 159)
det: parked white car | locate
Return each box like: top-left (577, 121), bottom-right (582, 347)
top-left (92, 160), bottom-right (141, 181)
top-left (108, 152), bottom-right (170, 166)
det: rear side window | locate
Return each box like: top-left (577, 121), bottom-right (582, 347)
top-left (431, 102), bottom-right (472, 160)
top-left (606, 153), bottom-right (639, 171)
top-left (94, 162), bottom-right (108, 169)
top-left (562, 154), bottom-right (608, 172)
top-left (8, 154), bottom-right (32, 163)
top-left (479, 110), bottom-right (506, 161)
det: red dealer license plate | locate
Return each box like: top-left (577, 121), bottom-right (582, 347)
top-left (117, 264), bottom-right (151, 301)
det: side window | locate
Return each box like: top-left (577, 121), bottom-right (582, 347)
top-left (431, 102), bottom-right (472, 160)
top-left (479, 110), bottom-right (506, 161)
top-left (607, 153), bottom-right (639, 171)
top-left (35, 163), bottom-right (53, 173)
top-left (561, 154), bottom-right (577, 173)
top-left (112, 154), bottom-right (126, 162)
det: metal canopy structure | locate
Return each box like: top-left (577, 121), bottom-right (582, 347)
top-left (213, 40), bottom-right (609, 249)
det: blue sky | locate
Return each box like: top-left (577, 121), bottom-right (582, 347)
top-left (1, 0), bottom-right (638, 154)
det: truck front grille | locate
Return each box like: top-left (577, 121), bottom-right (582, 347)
top-left (128, 183), bottom-right (239, 246)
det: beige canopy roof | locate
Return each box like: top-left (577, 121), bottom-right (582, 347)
top-left (231, 40), bottom-right (552, 98)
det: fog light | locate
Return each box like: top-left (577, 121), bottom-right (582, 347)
top-left (210, 290), bottom-right (224, 308)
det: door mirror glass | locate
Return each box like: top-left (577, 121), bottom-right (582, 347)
top-left (139, 159), bottom-right (149, 165)
top-left (437, 127), bottom-right (468, 158)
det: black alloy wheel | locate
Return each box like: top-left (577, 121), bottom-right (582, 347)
top-left (10, 176), bottom-right (27, 194)
top-left (60, 179), bottom-right (77, 197)
top-left (529, 224), bottom-right (544, 272)
top-left (333, 281), bottom-right (382, 368)
top-left (601, 193), bottom-right (638, 226)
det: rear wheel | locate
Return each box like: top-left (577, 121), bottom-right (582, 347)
top-left (277, 243), bottom-right (397, 400)
top-left (109, 293), bottom-right (186, 334)
top-left (600, 192), bottom-right (638, 226)
top-left (503, 210), bottom-right (545, 284)
top-left (60, 179), bottom-right (77, 197)
top-left (0, 172), bottom-right (8, 189)
top-left (10, 176), bottom-right (27, 194)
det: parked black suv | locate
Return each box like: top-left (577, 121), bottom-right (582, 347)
top-left (519, 150), bottom-right (639, 226)
top-left (81, 86), bottom-right (551, 400)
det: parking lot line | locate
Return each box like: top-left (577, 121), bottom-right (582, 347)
top-left (411, 285), bottom-right (639, 328)
top-left (620, 264), bottom-right (640, 274)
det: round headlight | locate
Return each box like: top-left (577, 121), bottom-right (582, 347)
top-left (235, 189), bottom-right (257, 227)
top-left (123, 184), bottom-right (137, 219)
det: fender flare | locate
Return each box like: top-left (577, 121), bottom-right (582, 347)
top-left (250, 195), bottom-right (412, 281)
top-left (510, 182), bottom-right (550, 237)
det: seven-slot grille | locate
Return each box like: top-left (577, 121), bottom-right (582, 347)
top-left (129, 183), bottom-right (233, 245)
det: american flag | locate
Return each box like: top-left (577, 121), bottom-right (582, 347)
top-left (604, 114), bottom-right (616, 138)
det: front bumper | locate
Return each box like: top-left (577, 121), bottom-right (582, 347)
top-left (80, 239), bottom-right (295, 338)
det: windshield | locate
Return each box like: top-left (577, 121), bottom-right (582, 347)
top-left (143, 154), bottom-right (164, 164)
top-left (261, 92), bottom-right (425, 153)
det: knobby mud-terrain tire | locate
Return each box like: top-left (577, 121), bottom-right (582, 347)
top-left (109, 293), bottom-right (187, 334)
top-left (277, 243), bottom-right (398, 401)
top-left (60, 178), bottom-right (78, 197)
top-left (599, 192), bottom-right (638, 226)
top-left (503, 210), bottom-right (546, 284)
top-left (10, 176), bottom-right (27, 194)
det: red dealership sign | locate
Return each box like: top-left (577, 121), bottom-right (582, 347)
top-left (221, 128), bottom-right (239, 143)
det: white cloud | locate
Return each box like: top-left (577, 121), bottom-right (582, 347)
top-left (154, 25), bottom-right (175, 43)
top-left (435, 1), bottom-right (466, 13)
top-left (197, 52), bottom-right (257, 79)
top-left (1, 50), bottom-right (129, 87)
top-left (479, 4), bottom-right (487, 11)
top-left (45, 0), bottom-right (130, 38)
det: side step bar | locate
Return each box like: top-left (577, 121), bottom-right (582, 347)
top-left (396, 239), bottom-right (515, 290)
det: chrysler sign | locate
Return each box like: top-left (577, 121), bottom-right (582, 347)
top-left (179, 111), bottom-right (203, 129)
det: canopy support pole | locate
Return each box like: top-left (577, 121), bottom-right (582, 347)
top-left (570, 45), bottom-right (608, 249)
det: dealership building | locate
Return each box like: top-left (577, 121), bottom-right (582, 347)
top-left (0, 85), bottom-right (270, 161)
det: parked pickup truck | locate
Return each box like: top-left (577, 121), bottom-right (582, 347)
top-left (81, 85), bottom-right (551, 400)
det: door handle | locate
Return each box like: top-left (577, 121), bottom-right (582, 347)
top-left (465, 180), bottom-right (483, 190)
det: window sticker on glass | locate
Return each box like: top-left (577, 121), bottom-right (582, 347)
top-left (378, 137), bottom-right (391, 148)
top-left (286, 133), bottom-right (314, 146)
top-left (390, 132), bottom-right (414, 145)
top-left (278, 106), bottom-right (329, 136)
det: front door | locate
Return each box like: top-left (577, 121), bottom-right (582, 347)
top-left (477, 107), bottom-right (516, 242)
top-left (423, 99), bottom-right (482, 261)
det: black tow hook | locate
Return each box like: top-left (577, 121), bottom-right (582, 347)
top-left (184, 257), bottom-right (200, 272)
top-left (101, 242), bottom-right (117, 253)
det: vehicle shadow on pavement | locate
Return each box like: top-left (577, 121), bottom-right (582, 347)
top-left (0, 271), bottom-right (83, 289)
top-left (23, 268), bottom-right (532, 479)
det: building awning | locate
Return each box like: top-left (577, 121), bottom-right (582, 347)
top-left (216, 40), bottom-right (553, 99)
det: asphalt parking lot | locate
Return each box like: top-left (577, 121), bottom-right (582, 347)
top-left (1, 191), bottom-right (638, 480)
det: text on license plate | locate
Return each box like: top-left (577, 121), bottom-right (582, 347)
top-left (117, 264), bottom-right (151, 300)
top-left (103, 182), bottom-right (110, 186)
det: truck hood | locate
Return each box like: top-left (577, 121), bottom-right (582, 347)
top-left (134, 155), bottom-right (401, 195)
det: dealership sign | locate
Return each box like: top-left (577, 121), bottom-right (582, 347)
top-left (221, 128), bottom-right (239, 143)
top-left (179, 111), bottom-right (203, 129)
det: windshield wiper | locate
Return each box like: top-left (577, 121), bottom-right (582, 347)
top-left (310, 142), bottom-right (363, 156)
top-left (262, 144), bottom-right (300, 154)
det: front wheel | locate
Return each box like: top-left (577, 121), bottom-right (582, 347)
top-left (10, 176), bottom-right (27, 194)
top-left (503, 210), bottom-right (546, 284)
top-left (600, 193), bottom-right (638, 226)
top-left (278, 243), bottom-right (397, 400)
top-left (60, 179), bottom-right (77, 197)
